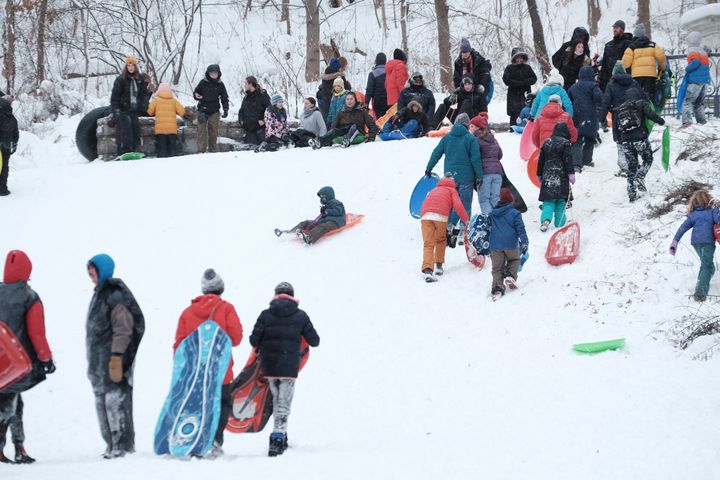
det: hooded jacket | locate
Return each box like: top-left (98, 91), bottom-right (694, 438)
top-left (552, 27), bottom-right (590, 71)
top-left (249, 295), bottom-right (320, 378)
top-left (622, 37), bottom-right (667, 78)
top-left (488, 202), bottom-right (529, 251)
top-left (331, 103), bottom-right (380, 140)
top-left (0, 100), bottom-right (19, 152)
top-left (453, 49), bottom-right (492, 94)
top-left (537, 123), bottom-right (574, 201)
top-left (600, 73), bottom-right (648, 141)
top-left (0, 251), bottom-right (52, 393)
top-left (239, 88), bottom-right (271, 133)
top-left (614, 98), bottom-right (665, 143)
top-left (559, 41), bottom-right (593, 90)
top-left (193, 65), bottom-right (230, 115)
top-left (599, 32), bottom-right (634, 90)
top-left (420, 177), bottom-right (469, 222)
top-left (318, 186), bottom-right (346, 228)
top-left (386, 58), bottom-right (409, 105)
top-left (110, 69), bottom-right (149, 114)
top-left (530, 84), bottom-right (574, 118)
top-left (389, 101), bottom-right (429, 135)
top-left (473, 130), bottom-right (503, 176)
top-left (568, 66), bottom-right (603, 137)
top-left (175, 294), bottom-right (243, 385)
top-left (502, 62), bottom-right (538, 116)
top-left (673, 207), bottom-right (720, 245)
top-left (147, 91), bottom-right (185, 135)
top-left (426, 123), bottom-right (483, 185)
top-left (365, 61), bottom-right (388, 112)
top-left (686, 51), bottom-right (711, 85)
top-left (398, 81), bottom-right (436, 119)
top-left (444, 85), bottom-right (488, 119)
top-left (327, 89), bottom-right (349, 126)
top-left (532, 102), bottom-right (578, 148)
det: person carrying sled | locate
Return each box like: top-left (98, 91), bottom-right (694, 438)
top-left (532, 94), bottom-right (578, 148)
top-left (613, 94), bottom-right (665, 202)
top-left (365, 52), bottom-right (388, 118)
top-left (502, 47), bottom-right (537, 126)
top-left (598, 20), bottom-right (634, 92)
top-left (378, 100), bottom-right (428, 140)
top-left (385, 49), bottom-right (409, 107)
top-left (239, 76), bottom-right (271, 146)
top-left (174, 269), bottom-right (243, 456)
top-left (0, 97), bottom-right (19, 196)
top-left (681, 31), bottom-right (711, 127)
top-left (110, 54), bottom-right (149, 156)
top-left (0, 250), bottom-right (56, 464)
top-left (529, 69), bottom-right (573, 119)
top-left (537, 123), bottom-right (575, 232)
top-left (289, 97), bottom-right (327, 148)
top-left (568, 66), bottom-right (602, 170)
top-left (669, 190), bottom-right (720, 302)
top-left (622, 24), bottom-right (667, 104)
top-left (86, 254), bottom-right (144, 459)
top-left (147, 83), bottom-right (186, 158)
top-left (488, 188), bottom-right (529, 300)
top-left (249, 282), bottom-right (320, 457)
top-left (419, 176), bottom-right (469, 282)
top-left (193, 64), bottom-right (230, 153)
top-left (453, 38), bottom-right (492, 97)
top-left (425, 113), bottom-right (482, 227)
top-left (256, 93), bottom-right (289, 152)
top-left (468, 113), bottom-right (503, 215)
top-left (309, 93), bottom-right (379, 149)
top-left (275, 187), bottom-right (346, 244)
top-left (398, 72), bottom-right (436, 120)
top-left (326, 77), bottom-right (349, 127)
top-left (432, 77), bottom-right (487, 128)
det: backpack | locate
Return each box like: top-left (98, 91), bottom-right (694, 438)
top-left (615, 100), bottom-right (643, 133)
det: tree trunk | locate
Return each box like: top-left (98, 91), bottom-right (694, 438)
top-left (304, 0), bottom-right (321, 82)
top-left (637, 0), bottom-right (651, 39)
top-left (587, 0), bottom-right (601, 37)
top-left (434, 0), bottom-right (452, 92)
top-left (281, 0), bottom-right (291, 35)
top-left (400, 0), bottom-right (408, 53)
top-left (3, 0), bottom-right (16, 93)
top-left (36, 0), bottom-right (49, 87)
top-left (526, 0), bottom-right (551, 78)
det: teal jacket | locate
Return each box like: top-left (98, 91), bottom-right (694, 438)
top-left (426, 124), bottom-right (482, 185)
top-left (327, 91), bottom-right (348, 126)
top-left (530, 84), bottom-right (573, 118)
top-left (318, 186), bottom-right (346, 228)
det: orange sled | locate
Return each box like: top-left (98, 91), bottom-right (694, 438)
top-left (0, 321), bottom-right (32, 391)
top-left (427, 126), bottom-right (451, 138)
top-left (545, 221), bottom-right (581, 266)
top-left (527, 148), bottom-right (541, 188)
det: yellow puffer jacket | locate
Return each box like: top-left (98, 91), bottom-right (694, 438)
top-left (147, 92), bottom-right (186, 135)
top-left (622, 38), bottom-right (667, 78)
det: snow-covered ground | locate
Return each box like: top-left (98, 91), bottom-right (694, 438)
top-left (2, 117), bottom-right (720, 479)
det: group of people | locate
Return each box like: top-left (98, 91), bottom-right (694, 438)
top-left (0, 251), bottom-right (320, 461)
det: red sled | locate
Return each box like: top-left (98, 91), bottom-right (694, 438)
top-left (519, 120), bottom-right (535, 161)
top-left (0, 321), bottom-right (32, 391)
top-left (464, 233), bottom-right (485, 269)
top-left (527, 148), bottom-right (541, 188)
top-left (545, 222), bottom-right (581, 266)
top-left (297, 213), bottom-right (364, 243)
top-left (226, 341), bottom-right (310, 434)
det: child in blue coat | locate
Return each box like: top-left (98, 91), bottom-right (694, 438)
top-left (488, 188), bottom-right (529, 299)
top-left (669, 190), bottom-right (720, 302)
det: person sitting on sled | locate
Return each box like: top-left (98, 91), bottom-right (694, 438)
top-left (275, 187), bottom-right (346, 244)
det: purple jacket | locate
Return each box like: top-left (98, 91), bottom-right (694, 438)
top-left (474, 131), bottom-right (503, 175)
top-left (674, 207), bottom-right (720, 245)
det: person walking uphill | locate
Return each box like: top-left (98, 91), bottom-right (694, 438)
top-left (249, 282), bottom-right (320, 457)
top-left (0, 250), bottom-right (56, 464)
top-left (147, 83), bottom-right (186, 158)
top-left (468, 113), bottom-right (503, 215)
top-left (110, 54), bottom-right (149, 156)
top-left (669, 190), bottom-right (720, 302)
top-left (622, 24), bottom-right (667, 104)
top-left (239, 76), bottom-right (271, 146)
top-left (366, 52), bottom-right (388, 117)
top-left (488, 188), bottom-right (528, 300)
top-left (174, 269), bottom-right (243, 457)
top-left (86, 254), bottom-right (144, 459)
top-left (0, 97), bottom-right (19, 196)
top-left (425, 113), bottom-right (482, 227)
top-left (532, 95), bottom-right (578, 148)
top-left (419, 177), bottom-right (469, 282)
top-left (502, 47), bottom-right (537, 126)
top-left (537, 123), bottom-right (575, 232)
top-left (681, 31), bottom-right (711, 127)
top-left (193, 64), bottom-right (229, 153)
top-left (385, 49), bottom-right (409, 107)
top-left (598, 21), bottom-right (634, 92)
top-left (568, 66), bottom-right (602, 170)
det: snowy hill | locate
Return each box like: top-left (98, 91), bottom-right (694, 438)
top-left (2, 114), bottom-right (720, 479)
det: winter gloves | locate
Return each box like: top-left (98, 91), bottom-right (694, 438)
top-left (222, 110), bottom-right (228, 118)
top-left (475, 178), bottom-right (483, 191)
top-left (568, 174), bottom-right (576, 185)
top-left (40, 359), bottom-right (56, 374)
top-left (109, 355), bottom-right (123, 383)
top-left (669, 240), bottom-right (678, 256)
top-left (424, 170), bottom-right (432, 178)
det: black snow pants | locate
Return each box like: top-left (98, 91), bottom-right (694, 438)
top-left (116, 112), bottom-right (141, 156)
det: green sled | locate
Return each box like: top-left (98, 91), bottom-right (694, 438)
top-left (332, 135), bottom-right (367, 146)
top-left (572, 338), bottom-right (625, 354)
top-left (118, 152), bottom-right (144, 161)
top-left (661, 126), bottom-right (670, 172)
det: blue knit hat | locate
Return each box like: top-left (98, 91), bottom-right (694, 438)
top-left (270, 92), bottom-right (284, 105)
top-left (88, 254), bottom-right (115, 287)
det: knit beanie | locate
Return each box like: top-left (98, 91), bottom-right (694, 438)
top-left (548, 94), bottom-right (562, 104)
top-left (499, 188), bottom-right (514, 204)
top-left (270, 92), bottom-right (284, 105)
top-left (201, 268), bottom-right (224, 295)
top-left (329, 57), bottom-right (341, 70)
top-left (157, 83), bottom-right (171, 94)
top-left (393, 48), bottom-right (407, 62)
top-left (613, 20), bottom-right (625, 31)
top-left (470, 112), bottom-right (488, 130)
top-left (612, 60), bottom-right (626, 75)
top-left (546, 69), bottom-right (563, 85)
top-left (375, 52), bottom-right (387, 65)
top-left (633, 24), bottom-right (646, 38)
top-left (455, 112), bottom-right (470, 127)
top-left (124, 54), bottom-right (138, 65)
top-left (462, 76), bottom-right (474, 86)
top-left (333, 77), bottom-right (345, 88)
top-left (274, 281), bottom-right (294, 297)
top-left (460, 38), bottom-right (471, 53)
top-left (687, 31), bottom-right (703, 53)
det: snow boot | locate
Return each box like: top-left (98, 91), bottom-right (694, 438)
top-left (434, 263), bottom-right (444, 276)
top-left (269, 432), bottom-right (286, 457)
top-left (284, 433), bottom-right (288, 449)
top-left (342, 128), bottom-right (359, 148)
top-left (254, 141), bottom-right (267, 153)
top-left (14, 444), bottom-right (35, 464)
top-left (297, 230), bottom-right (312, 245)
top-left (504, 277), bottom-right (518, 290)
top-left (694, 293), bottom-right (707, 302)
top-left (491, 286), bottom-right (505, 302)
top-left (629, 192), bottom-right (637, 203)
top-left (0, 451), bottom-right (13, 464)
top-left (205, 441), bottom-right (224, 459)
top-left (102, 448), bottom-right (125, 460)
top-left (423, 268), bottom-right (437, 283)
top-left (636, 177), bottom-right (647, 192)
top-left (540, 220), bottom-right (550, 232)
top-left (0, 190), bottom-right (9, 197)
top-left (308, 138), bottom-right (321, 150)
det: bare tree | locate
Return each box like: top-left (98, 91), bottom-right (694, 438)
top-left (587, 0), bottom-right (601, 37)
top-left (304, 0), bottom-right (321, 82)
top-left (281, 0), bottom-right (291, 35)
top-left (399, 0), bottom-right (408, 53)
top-left (526, 0), bottom-right (551, 77)
top-left (3, 0), bottom-right (16, 93)
top-left (434, 0), bottom-right (452, 91)
top-left (35, 0), bottom-right (49, 87)
top-left (637, 0), bottom-right (651, 38)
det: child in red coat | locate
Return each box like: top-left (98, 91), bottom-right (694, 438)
top-left (420, 177), bottom-right (470, 282)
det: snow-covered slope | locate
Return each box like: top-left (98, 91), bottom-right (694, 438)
top-left (2, 120), bottom-right (720, 479)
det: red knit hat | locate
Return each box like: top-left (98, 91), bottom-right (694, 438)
top-left (499, 188), bottom-right (514, 204)
top-left (470, 112), bottom-right (488, 130)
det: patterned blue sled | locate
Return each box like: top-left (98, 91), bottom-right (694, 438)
top-left (154, 321), bottom-right (231, 457)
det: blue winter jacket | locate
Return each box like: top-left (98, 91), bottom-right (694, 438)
top-left (673, 206), bottom-right (720, 245)
top-left (530, 84), bottom-right (573, 118)
top-left (318, 186), bottom-right (346, 228)
top-left (489, 202), bottom-right (529, 251)
top-left (327, 91), bottom-right (348, 126)
top-left (426, 124), bottom-right (482, 185)
top-left (568, 66), bottom-right (603, 138)
top-left (685, 57), bottom-right (711, 85)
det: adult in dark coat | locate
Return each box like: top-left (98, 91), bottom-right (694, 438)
top-left (453, 38), bottom-right (492, 94)
top-left (432, 78), bottom-right (487, 128)
top-left (0, 98), bottom-right (19, 196)
top-left (365, 53), bottom-right (388, 117)
top-left (552, 27), bottom-right (591, 71)
top-left (559, 40), bottom-right (592, 90)
top-left (239, 76), bottom-right (271, 145)
top-left (502, 47), bottom-right (538, 125)
top-left (598, 21), bottom-right (634, 92)
top-left (110, 54), bottom-right (149, 156)
top-left (86, 254), bottom-right (144, 459)
top-left (193, 64), bottom-right (230, 153)
top-left (398, 72), bottom-right (436, 119)
top-left (318, 58), bottom-right (347, 120)
top-left (568, 66), bottom-right (603, 169)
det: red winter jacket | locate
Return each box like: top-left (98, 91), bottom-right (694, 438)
top-left (532, 102), bottom-right (577, 148)
top-left (420, 178), bottom-right (470, 223)
top-left (385, 59), bottom-right (409, 106)
top-left (3, 250), bottom-right (52, 362)
top-left (174, 294), bottom-right (243, 384)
